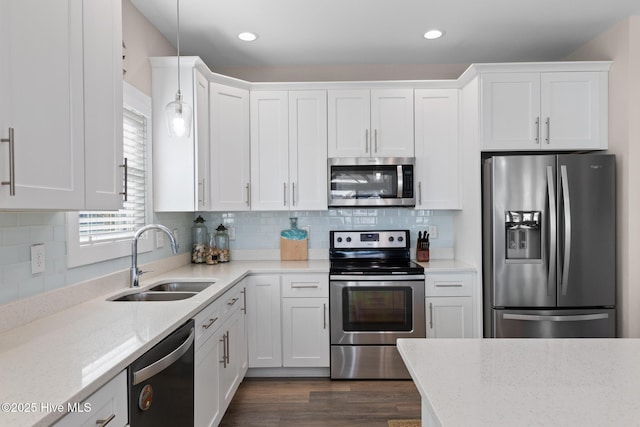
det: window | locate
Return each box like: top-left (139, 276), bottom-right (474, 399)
top-left (67, 82), bottom-right (153, 267)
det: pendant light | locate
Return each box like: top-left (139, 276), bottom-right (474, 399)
top-left (165, 0), bottom-right (192, 138)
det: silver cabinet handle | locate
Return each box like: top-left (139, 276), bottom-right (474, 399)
top-left (202, 317), bottom-right (218, 329)
top-left (374, 129), bottom-right (378, 153)
top-left (418, 181), bottom-right (422, 206)
top-left (225, 331), bottom-right (230, 364)
top-left (365, 129), bottom-right (369, 153)
top-left (119, 157), bottom-right (128, 201)
top-left (545, 117), bottom-right (550, 144)
top-left (292, 182), bottom-right (296, 206)
top-left (241, 287), bottom-right (246, 314)
top-left (219, 333), bottom-right (227, 368)
top-left (1, 127), bottom-right (16, 196)
top-left (560, 165), bottom-right (572, 296)
top-left (535, 117), bottom-right (540, 144)
top-left (198, 178), bottom-right (205, 206)
top-left (546, 166), bottom-right (557, 298)
top-left (133, 327), bottom-right (195, 385)
top-left (95, 414), bottom-right (116, 426)
top-left (283, 182), bottom-right (287, 206)
top-left (323, 303), bottom-right (327, 329)
top-left (245, 183), bottom-right (250, 206)
top-left (429, 302), bottom-right (433, 329)
top-left (291, 284), bottom-right (319, 289)
top-left (227, 297), bottom-right (239, 306)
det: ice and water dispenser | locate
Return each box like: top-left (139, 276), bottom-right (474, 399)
top-left (505, 211), bottom-right (541, 260)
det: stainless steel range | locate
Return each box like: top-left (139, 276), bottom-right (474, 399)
top-left (329, 230), bottom-right (425, 379)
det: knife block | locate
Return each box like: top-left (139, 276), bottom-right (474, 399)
top-left (416, 247), bottom-right (430, 262)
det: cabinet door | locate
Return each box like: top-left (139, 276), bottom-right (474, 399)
top-left (220, 308), bottom-right (245, 410)
top-left (0, 0), bottom-right (85, 209)
top-left (414, 89), bottom-right (460, 209)
top-left (289, 90), bottom-right (328, 210)
top-left (426, 297), bottom-right (474, 338)
top-left (541, 72), bottom-right (606, 150)
top-left (282, 298), bottom-right (329, 367)
top-left (83, 0), bottom-right (123, 210)
top-left (195, 70), bottom-right (210, 210)
top-left (247, 275), bottom-right (282, 367)
top-left (481, 73), bottom-right (541, 151)
top-left (195, 328), bottom-right (222, 427)
top-left (327, 90), bottom-right (370, 157)
top-left (250, 91), bottom-right (290, 210)
top-left (210, 83), bottom-right (251, 211)
top-left (53, 371), bottom-right (127, 427)
top-left (371, 89), bottom-right (414, 157)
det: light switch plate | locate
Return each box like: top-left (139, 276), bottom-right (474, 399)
top-left (228, 227), bottom-right (236, 241)
top-left (31, 244), bottom-right (45, 274)
top-left (428, 225), bottom-right (438, 239)
top-left (156, 230), bottom-right (165, 249)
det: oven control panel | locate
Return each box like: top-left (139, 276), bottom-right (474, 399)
top-left (331, 230), bottom-right (409, 249)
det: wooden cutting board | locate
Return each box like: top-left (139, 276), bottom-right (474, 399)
top-left (280, 237), bottom-right (308, 261)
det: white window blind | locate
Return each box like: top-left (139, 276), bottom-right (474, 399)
top-left (78, 107), bottom-right (148, 244)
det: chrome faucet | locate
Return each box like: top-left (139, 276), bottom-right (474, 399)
top-left (130, 224), bottom-right (179, 287)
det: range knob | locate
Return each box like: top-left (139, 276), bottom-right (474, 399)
top-left (346, 237), bottom-right (352, 242)
top-left (337, 237), bottom-right (343, 243)
top-left (398, 236), bottom-right (404, 242)
top-left (388, 236), bottom-right (394, 242)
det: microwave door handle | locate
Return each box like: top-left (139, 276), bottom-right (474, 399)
top-left (397, 165), bottom-right (403, 198)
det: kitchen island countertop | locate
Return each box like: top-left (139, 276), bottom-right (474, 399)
top-left (397, 338), bottom-right (640, 426)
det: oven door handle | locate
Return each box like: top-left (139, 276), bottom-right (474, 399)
top-left (133, 327), bottom-right (195, 385)
top-left (330, 274), bottom-right (425, 281)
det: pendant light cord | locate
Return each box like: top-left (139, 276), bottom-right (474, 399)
top-left (176, 0), bottom-right (181, 96)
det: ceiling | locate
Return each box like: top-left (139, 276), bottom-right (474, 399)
top-left (130, 0), bottom-right (640, 70)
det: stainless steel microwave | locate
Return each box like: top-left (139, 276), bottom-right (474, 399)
top-left (328, 157), bottom-right (415, 207)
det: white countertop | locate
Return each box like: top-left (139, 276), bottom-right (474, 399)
top-left (0, 258), bottom-right (474, 426)
top-left (397, 338), bottom-right (640, 427)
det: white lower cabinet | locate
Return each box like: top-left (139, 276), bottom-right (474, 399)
top-left (194, 281), bottom-right (247, 427)
top-left (53, 370), bottom-right (127, 427)
top-left (247, 273), bottom-right (330, 370)
top-left (425, 272), bottom-right (476, 338)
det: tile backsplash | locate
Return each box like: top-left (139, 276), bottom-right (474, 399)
top-left (198, 208), bottom-right (454, 254)
top-left (0, 208), bottom-right (455, 305)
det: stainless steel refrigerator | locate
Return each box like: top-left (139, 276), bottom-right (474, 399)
top-left (482, 154), bottom-right (616, 338)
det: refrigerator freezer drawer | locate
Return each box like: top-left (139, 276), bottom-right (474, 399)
top-left (492, 308), bottom-right (615, 338)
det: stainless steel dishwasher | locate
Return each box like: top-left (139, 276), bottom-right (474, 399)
top-left (128, 319), bottom-right (195, 426)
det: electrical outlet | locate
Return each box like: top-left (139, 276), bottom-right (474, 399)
top-left (156, 230), bottom-right (165, 249)
top-left (428, 225), bottom-right (438, 239)
top-left (31, 244), bottom-right (45, 274)
top-left (228, 227), bottom-right (236, 241)
top-left (302, 225), bottom-right (310, 239)
top-left (172, 228), bottom-right (180, 245)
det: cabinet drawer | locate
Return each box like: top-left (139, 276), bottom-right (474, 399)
top-left (220, 283), bottom-right (246, 316)
top-left (194, 298), bottom-right (223, 346)
top-left (426, 273), bottom-right (474, 297)
top-left (282, 274), bottom-right (328, 298)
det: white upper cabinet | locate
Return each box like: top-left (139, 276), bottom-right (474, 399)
top-left (210, 83), bottom-right (251, 211)
top-left (414, 89), bottom-right (460, 210)
top-left (328, 89), bottom-right (414, 158)
top-left (481, 71), bottom-right (607, 151)
top-left (250, 90), bottom-right (327, 211)
top-left (0, 0), bottom-right (122, 210)
top-left (151, 58), bottom-right (204, 212)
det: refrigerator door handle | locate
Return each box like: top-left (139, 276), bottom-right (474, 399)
top-left (546, 166), bottom-right (556, 297)
top-left (503, 313), bottom-right (609, 322)
top-left (560, 165), bottom-right (572, 296)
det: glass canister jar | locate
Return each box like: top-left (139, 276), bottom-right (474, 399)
top-left (191, 216), bottom-right (208, 264)
top-left (214, 224), bottom-right (230, 263)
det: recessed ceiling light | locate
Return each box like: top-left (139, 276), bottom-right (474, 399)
top-left (238, 32), bottom-right (258, 42)
top-left (423, 29), bottom-right (444, 40)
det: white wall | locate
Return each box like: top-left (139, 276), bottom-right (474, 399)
top-left (565, 16), bottom-right (640, 337)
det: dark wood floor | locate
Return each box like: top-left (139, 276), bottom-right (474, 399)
top-left (219, 378), bottom-right (421, 427)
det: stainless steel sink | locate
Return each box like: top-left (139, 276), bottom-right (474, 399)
top-left (110, 291), bottom-right (197, 302)
top-left (148, 281), bottom-right (215, 293)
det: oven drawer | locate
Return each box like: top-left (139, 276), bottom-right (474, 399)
top-left (282, 274), bottom-right (328, 298)
top-left (425, 272), bottom-right (474, 297)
